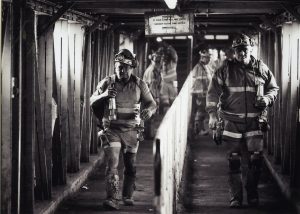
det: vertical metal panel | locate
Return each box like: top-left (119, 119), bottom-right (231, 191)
top-left (1, 4), bottom-right (12, 213)
top-left (34, 15), bottom-right (54, 200)
top-left (273, 28), bottom-right (282, 164)
top-left (289, 22), bottom-right (299, 186)
top-left (20, 8), bottom-right (36, 213)
top-left (281, 24), bottom-right (291, 174)
top-left (53, 20), bottom-right (69, 184)
top-left (81, 32), bottom-right (91, 162)
top-left (68, 23), bottom-right (84, 171)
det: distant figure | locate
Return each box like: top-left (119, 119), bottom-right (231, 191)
top-left (158, 44), bottom-right (178, 113)
top-left (143, 50), bottom-right (162, 110)
top-left (225, 47), bottom-right (235, 61)
top-left (191, 47), bottom-right (212, 137)
top-left (206, 34), bottom-right (279, 208)
top-left (90, 49), bottom-right (157, 210)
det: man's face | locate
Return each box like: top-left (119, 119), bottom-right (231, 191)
top-left (200, 55), bottom-right (211, 65)
top-left (153, 55), bottom-right (162, 69)
top-left (234, 45), bottom-right (252, 65)
top-left (115, 62), bottom-right (133, 82)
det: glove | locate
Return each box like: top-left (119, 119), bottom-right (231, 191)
top-left (141, 109), bottom-right (152, 120)
top-left (255, 96), bottom-right (270, 108)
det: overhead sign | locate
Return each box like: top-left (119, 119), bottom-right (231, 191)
top-left (145, 13), bottom-right (194, 36)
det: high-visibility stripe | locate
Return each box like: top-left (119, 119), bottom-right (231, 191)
top-left (227, 86), bottom-right (256, 92)
top-left (222, 110), bottom-right (260, 118)
top-left (206, 102), bottom-right (218, 107)
top-left (191, 90), bottom-right (206, 94)
top-left (244, 130), bottom-right (263, 137)
top-left (103, 141), bottom-right (121, 148)
top-left (223, 130), bottom-right (242, 139)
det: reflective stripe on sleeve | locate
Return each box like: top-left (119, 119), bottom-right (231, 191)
top-left (227, 86), bottom-right (256, 92)
top-left (206, 102), bottom-right (218, 107)
top-left (244, 130), bottom-right (263, 137)
top-left (223, 130), bottom-right (243, 139)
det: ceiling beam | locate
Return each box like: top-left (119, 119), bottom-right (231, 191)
top-left (38, 1), bottom-right (76, 37)
top-left (281, 3), bottom-right (300, 22)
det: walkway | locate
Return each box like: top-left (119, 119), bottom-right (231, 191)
top-left (55, 140), bottom-right (154, 214)
top-left (179, 135), bottom-right (297, 214)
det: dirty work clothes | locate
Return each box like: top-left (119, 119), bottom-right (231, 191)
top-left (143, 63), bottom-right (162, 101)
top-left (206, 57), bottom-right (279, 122)
top-left (102, 128), bottom-right (139, 153)
top-left (191, 62), bottom-right (212, 96)
top-left (92, 75), bottom-right (150, 131)
top-left (160, 66), bottom-right (178, 106)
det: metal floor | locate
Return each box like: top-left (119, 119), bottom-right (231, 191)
top-left (55, 134), bottom-right (297, 214)
top-left (179, 135), bottom-right (297, 214)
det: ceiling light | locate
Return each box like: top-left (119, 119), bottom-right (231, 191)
top-left (216, 35), bottom-right (229, 40)
top-left (156, 37), bottom-right (162, 42)
top-left (164, 0), bottom-right (177, 9)
top-left (204, 35), bottom-right (214, 40)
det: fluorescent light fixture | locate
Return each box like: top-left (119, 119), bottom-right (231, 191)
top-left (162, 36), bottom-right (174, 40)
top-left (175, 36), bottom-right (186, 39)
top-left (204, 35), bottom-right (214, 40)
top-left (156, 37), bottom-right (163, 42)
top-left (216, 35), bottom-right (229, 40)
top-left (164, 0), bottom-right (177, 9)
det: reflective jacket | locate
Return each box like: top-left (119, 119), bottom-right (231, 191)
top-left (206, 57), bottom-right (279, 122)
top-left (191, 62), bottom-right (212, 97)
top-left (92, 74), bottom-right (151, 131)
top-left (143, 63), bottom-right (162, 100)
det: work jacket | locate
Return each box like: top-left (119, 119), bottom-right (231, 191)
top-left (206, 56), bottom-right (279, 122)
top-left (191, 62), bottom-right (212, 97)
top-left (92, 74), bottom-right (151, 130)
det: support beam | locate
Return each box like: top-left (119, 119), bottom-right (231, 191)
top-left (38, 1), bottom-right (75, 37)
top-left (87, 15), bottom-right (107, 33)
top-left (281, 3), bottom-right (300, 22)
top-left (260, 15), bottom-right (277, 32)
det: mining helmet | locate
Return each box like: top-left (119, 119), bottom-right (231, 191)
top-left (115, 49), bottom-right (137, 68)
top-left (199, 48), bottom-right (212, 57)
top-left (232, 34), bottom-right (254, 48)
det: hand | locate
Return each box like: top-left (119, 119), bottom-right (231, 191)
top-left (208, 114), bottom-right (218, 130)
top-left (104, 87), bottom-right (117, 98)
top-left (140, 109), bottom-right (152, 120)
top-left (255, 96), bottom-right (270, 108)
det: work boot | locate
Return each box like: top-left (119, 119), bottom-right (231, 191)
top-left (228, 173), bottom-right (243, 208)
top-left (246, 168), bottom-right (260, 206)
top-left (103, 174), bottom-right (120, 210)
top-left (122, 175), bottom-right (136, 205)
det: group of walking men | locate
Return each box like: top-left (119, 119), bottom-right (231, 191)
top-left (90, 33), bottom-right (279, 210)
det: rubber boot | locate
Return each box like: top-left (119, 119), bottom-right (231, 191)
top-left (246, 168), bottom-right (260, 206)
top-left (103, 174), bottom-right (120, 210)
top-left (122, 175), bottom-right (136, 206)
top-left (123, 153), bottom-right (137, 206)
top-left (228, 173), bottom-right (243, 208)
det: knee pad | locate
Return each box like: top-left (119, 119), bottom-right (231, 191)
top-left (124, 152), bottom-right (137, 177)
top-left (228, 152), bottom-right (241, 173)
top-left (249, 151), bottom-right (263, 170)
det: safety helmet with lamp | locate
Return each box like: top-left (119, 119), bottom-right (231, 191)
top-left (114, 49), bottom-right (137, 68)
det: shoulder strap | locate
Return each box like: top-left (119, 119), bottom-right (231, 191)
top-left (256, 60), bottom-right (269, 83)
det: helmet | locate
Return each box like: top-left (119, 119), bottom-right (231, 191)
top-left (199, 48), bottom-right (212, 57)
top-left (151, 51), bottom-right (162, 63)
top-left (115, 49), bottom-right (137, 68)
top-left (232, 34), bottom-right (254, 48)
top-left (158, 46), bottom-right (178, 63)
